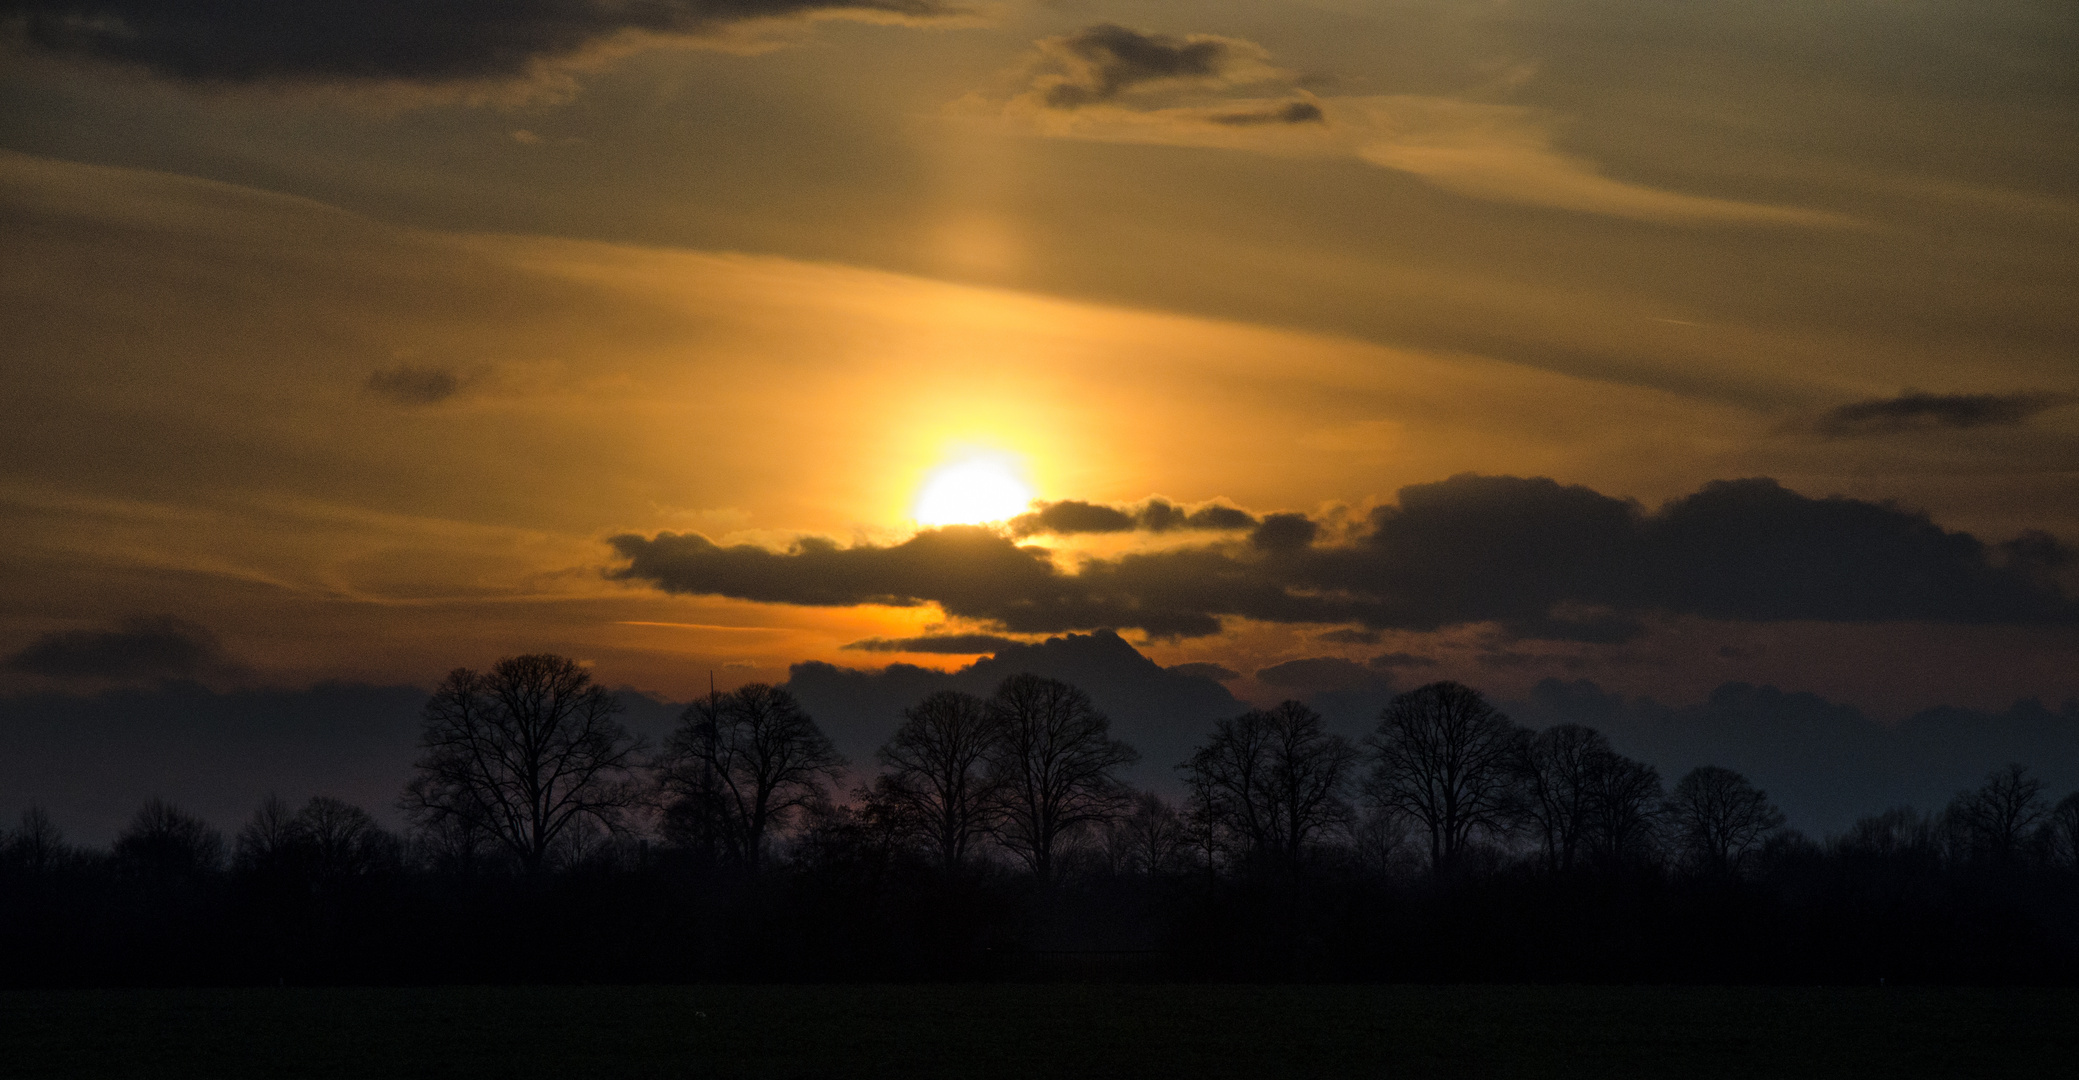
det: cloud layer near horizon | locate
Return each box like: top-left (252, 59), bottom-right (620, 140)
top-left (7, 633), bottom-right (2073, 844)
top-left (611, 473), bottom-right (2078, 641)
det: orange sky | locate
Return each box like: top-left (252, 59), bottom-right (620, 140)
top-left (2, 0), bottom-right (2075, 717)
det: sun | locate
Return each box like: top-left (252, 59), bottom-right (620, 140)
top-left (913, 454), bottom-right (1034, 526)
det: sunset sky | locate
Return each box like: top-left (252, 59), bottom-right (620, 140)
top-left (3, 0), bottom-right (2076, 826)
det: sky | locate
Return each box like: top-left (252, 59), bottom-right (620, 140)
top-left (2, 0), bottom-right (2075, 838)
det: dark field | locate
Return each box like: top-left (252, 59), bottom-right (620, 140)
top-left (4, 984), bottom-right (2075, 1079)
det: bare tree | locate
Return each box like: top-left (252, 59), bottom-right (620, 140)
top-left (116, 798), bottom-right (224, 878)
top-left (984, 673), bottom-right (1138, 883)
top-left (1665, 766), bottom-right (1784, 875)
top-left (1834, 806), bottom-right (1944, 872)
top-left (2048, 791), bottom-right (2079, 870)
top-left (1583, 752), bottom-right (1663, 868)
top-left (410, 814), bottom-right (495, 876)
top-left (239, 794), bottom-right (395, 878)
top-left (1365, 682), bottom-right (1526, 874)
top-left (874, 690), bottom-right (1002, 871)
top-left (1182, 700), bottom-right (1360, 870)
top-left (1350, 805), bottom-right (1417, 878)
top-left (1946, 763), bottom-right (2047, 866)
top-left (657, 682), bottom-right (845, 873)
top-left (1101, 790), bottom-right (1191, 876)
top-left (234, 794), bottom-right (304, 873)
top-left (298, 796), bottom-right (397, 879)
top-left (3, 808), bottom-right (70, 875)
top-left (1513, 724), bottom-right (1606, 873)
top-left (403, 654), bottom-right (646, 874)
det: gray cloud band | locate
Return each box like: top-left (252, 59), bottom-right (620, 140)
top-left (3, 0), bottom-right (952, 84)
top-left (609, 474), bottom-right (2077, 641)
top-left (6, 616), bottom-right (239, 680)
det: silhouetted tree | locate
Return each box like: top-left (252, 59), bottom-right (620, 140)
top-left (984, 674), bottom-right (1138, 884)
top-left (1183, 700), bottom-right (1359, 870)
top-left (2, 808), bottom-right (69, 875)
top-left (657, 682), bottom-right (844, 873)
top-left (1366, 682), bottom-right (1526, 874)
top-left (1101, 790), bottom-right (1190, 876)
top-left (1836, 806), bottom-right (1943, 859)
top-left (1513, 724), bottom-right (1607, 873)
top-left (1665, 766), bottom-right (1783, 876)
top-left (297, 796), bottom-right (398, 879)
top-left (2048, 791), bottom-right (2079, 870)
top-left (874, 690), bottom-right (1002, 871)
top-left (1350, 806), bottom-right (1416, 877)
top-left (234, 794), bottom-right (304, 874)
top-left (410, 814), bottom-right (494, 875)
top-left (115, 798), bottom-right (224, 879)
top-left (403, 654), bottom-right (645, 874)
top-left (1946, 763), bottom-right (2047, 866)
top-left (1583, 752), bottom-right (1663, 868)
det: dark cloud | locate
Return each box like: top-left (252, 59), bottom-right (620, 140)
top-left (1249, 512), bottom-right (1317, 551)
top-left (608, 524), bottom-right (1233, 638)
top-left (1040, 24), bottom-right (1230, 109)
top-left (2, 0), bottom-right (951, 86)
top-left (1137, 500), bottom-right (1258, 533)
top-left (1010, 500), bottom-right (1136, 536)
top-left (6, 617), bottom-right (238, 681)
top-left (1208, 100), bottom-right (1324, 126)
top-left (1166, 661), bottom-right (1239, 681)
top-left (1317, 627), bottom-right (1381, 645)
top-left (1509, 678), bottom-right (2079, 834)
top-left (1367, 651), bottom-right (1438, 669)
top-left (366, 365), bottom-right (462, 405)
top-left (841, 633), bottom-right (1022, 654)
top-left (610, 473), bottom-right (2079, 642)
top-left (1008, 498), bottom-right (1256, 538)
top-left (1816, 391), bottom-right (2070, 437)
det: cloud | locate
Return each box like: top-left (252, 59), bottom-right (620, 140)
top-left (1816, 391), bottom-right (2071, 437)
top-left (1249, 512), bottom-right (1317, 551)
top-left (2, 0), bottom-right (955, 87)
top-left (1367, 651), bottom-right (1438, 669)
top-left (1255, 656), bottom-right (1385, 694)
top-left (610, 473), bottom-right (2079, 642)
top-left (5, 616), bottom-right (239, 681)
top-left (1343, 97), bottom-right (1854, 228)
top-left (365, 365), bottom-right (462, 405)
top-left (841, 633), bottom-right (1023, 653)
top-left (997, 30), bottom-right (1849, 227)
top-left (1009, 497), bottom-right (1256, 538)
top-left (1208, 100), bottom-right (1324, 126)
top-left (1033, 24), bottom-right (1242, 109)
top-left (1317, 628), bottom-right (1381, 645)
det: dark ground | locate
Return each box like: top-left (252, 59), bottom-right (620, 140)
top-left (4, 984), bottom-right (2075, 1079)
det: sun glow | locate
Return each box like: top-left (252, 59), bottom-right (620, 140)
top-left (913, 454), bottom-right (1034, 526)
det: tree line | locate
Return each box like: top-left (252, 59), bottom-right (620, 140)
top-left (5, 652), bottom-right (2078, 985)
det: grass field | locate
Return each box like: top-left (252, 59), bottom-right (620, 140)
top-left (5, 984), bottom-right (2075, 1079)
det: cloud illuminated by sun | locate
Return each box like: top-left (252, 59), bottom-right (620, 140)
top-left (913, 454), bottom-right (1034, 526)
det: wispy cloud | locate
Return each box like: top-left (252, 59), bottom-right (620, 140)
top-left (991, 26), bottom-right (1854, 228)
top-left (1816, 390), bottom-right (2072, 437)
